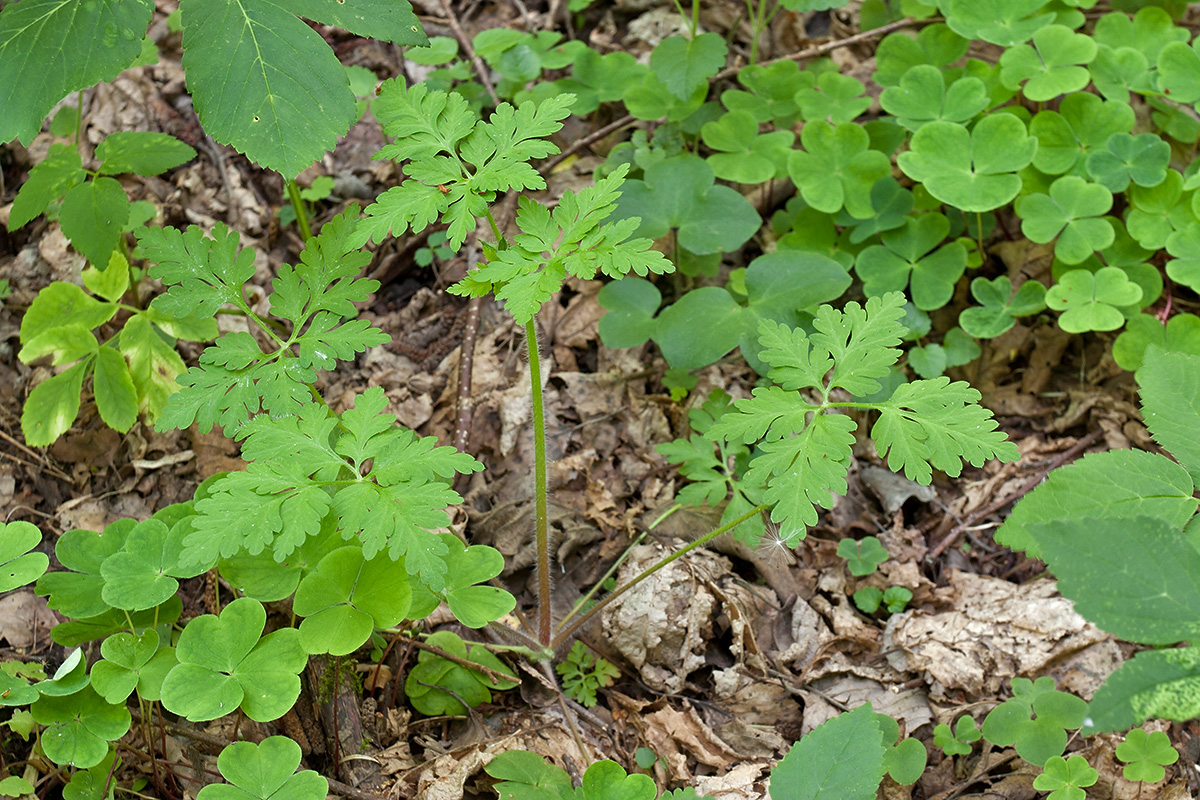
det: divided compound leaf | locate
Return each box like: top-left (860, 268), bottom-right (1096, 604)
top-left (196, 737), bottom-right (328, 800)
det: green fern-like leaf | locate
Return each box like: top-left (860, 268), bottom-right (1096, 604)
top-left (707, 292), bottom-right (1017, 536)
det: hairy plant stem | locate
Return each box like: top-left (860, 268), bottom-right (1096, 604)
top-left (285, 179), bottom-right (313, 242)
top-left (527, 318), bottom-right (553, 646)
top-left (549, 503), bottom-right (769, 650)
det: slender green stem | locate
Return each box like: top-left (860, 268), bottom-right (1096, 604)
top-left (526, 318), bottom-right (552, 646)
top-left (285, 179), bottom-right (313, 242)
top-left (557, 531), bottom-right (647, 633)
top-left (549, 503), bottom-right (769, 651)
top-left (483, 208), bottom-right (505, 247)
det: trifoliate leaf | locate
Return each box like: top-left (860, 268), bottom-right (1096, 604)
top-left (998, 25), bottom-right (1096, 101)
top-left (1045, 267), bottom-right (1141, 332)
top-left (1016, 176), bottom-right (1114, 265)
top-left (788, 120), bottom-right (891, 218)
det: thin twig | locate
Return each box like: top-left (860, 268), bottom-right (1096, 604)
top-left (438, 0), bottom-right (500, 105)
top-left (540, 113), bottom-right (636, 175)
top-left (400, 635), bottom-right (517, 685)
top-left (927, 429), bottom-right (1106, 560)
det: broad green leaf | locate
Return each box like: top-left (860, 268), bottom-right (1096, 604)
top-left (650, 33), bottom-right (725, 101)
top-left (623, 72), bottom-right (707, 122)
top-left (50, 597), bottom-right (181, 647)
top-left (723, 60), bottom-right (807, 124)
top-left (1086, 645), bottom-right (1200, 733)
top-left (1128, 170), bottom-right (1193, 250)
top-left (59, 177), bottom-right (130, 268)
top-left (1164, 222), bottom-right (1200, 294)
top-left (1033, 756), bottom-right (1098, 797)
top-left (197, 737), bottom-right (328, 800)
top-left (96, 131), bottom-right (196, 176)
top-left (1158, 40), bottom-right (1200, 103)
top-left (1046, 267), bottom-right (1141, 332)
top-left (439, 536), bottom-right (515, 628)
top-left (181, 0), bottom-right (357, 178)
top-left (1031, 515), bottom-right (1200, 645)
top-left (0, 521), bottom-right (48, 592)
top-left (1138, 348), bottom-right (1200, 483)
top-left (840, 177), bottom-right (913, 243)
top-left (788, 120), bottom-right (891, 218)
top-left (898, 115), bottom-right (1036, 212)
top-left (93, 347), bottom-right (138, 433)
top-left (485, 750), bottom-right (575, 800)
top-left (654, 287), bottom-right (743, 370)
top-left (1088, 44), bottom-right (1152, 102)
top-left (580, 761), bottom-right (657, 800)
top-left (22, 359), bottom-right (91, 447)
top-left (286, 0), bottom-right (426, 44)
top-left (118, 314), bottom-right (187, 418)
top-left (35, 521), bottom-right (132, 619)
top-left (20, 283), bottom-right (117, 348)
top-left (597, 278), bottom-right (661, 349)
top-left (18, 325), bottom-right (98, 367)
top-left (769, 704), bottom-right (887, 800)
top-left (996, 449), bottom-right (1196, 558)
top-left (31, 685), bottom-right (130, 768)
top-left (981, 677), bottom-right (1086, 767)
top-left (82, 252), bottom-right (131, 303)
top-left (1115, 728), bottom-right (1179, 783)
top-left (1093, 7), bottom-right (1187, 64)
top-left (9, 144), bottom-right (85, 228)
top-left (0, 0), bottom-right (155, 145)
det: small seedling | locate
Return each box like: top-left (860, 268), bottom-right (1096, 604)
top-left (1115, 727), bottom-right (1179, 783)
top-left (980, 677), bottom-right (1087, 766)
top-left (1032, 755), bottom-right (1098, 800)
top-left (838, 537), bottom-right (890, 577)
top-left (555, 642), bottom-right (619, 708)
top-left (933, 715), bottom-right (981, 756)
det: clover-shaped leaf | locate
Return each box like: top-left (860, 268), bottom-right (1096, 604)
top-left (36, 520), bottom-right (133, 620)
top-left (788, 120), bottom-right (891, 218)
top-left (701, 111), bottom-right (793, 184)
top-left (99, 518), bottom-right (194, 611)
top-left (197, 737), bottom-right (328, 800)
top-left (485, 750), bottom-right (575, 800)
top-left (958, 276), bottom-right (1047, 338)
top-left (945, 0), bottom-right (1054, 46)
top-left (1164, 222), bottom-right (1200, 294)
top-left (597, 278), bottom-right (661, 349)
top-left (90, 630), bottom-right (163, 704)
top-left (1046, 267), bottom-right (1142, 332)
top-left (1113, 313), bottom-right (1200, 371)
top-left (1029, 93), bottom-right (1135, 176)
top-left (855, 213), bottom-right (967, 310)
top-left (0, 521), bottom-right (48, 592)
top-left (31, 685), bottom-right (131, 768)
top-left (999, 25), bottom-right (1096, 101)
top-left (837, 536), bottom-right (889, 576)
top-left (879, 65), bottom-right (987, 131)
top-left (874, 24), bottom-right (969, 87)
top-left (1158, 40), bottom-right (1200, 103)
top-left (438, 535), bottom-right (515, 628)
top-left (404, 631), bottom-right (517, 716)
top-left (933, 715), bottom-right (981, 756)
top-left (624, 71), bottom-right (707, 122)
top-left (1085, 132), bottom-right (1170, 192)
top-left (981, 677), bottom-right (1087, 766)
top-left (1093, 7), bottom-right (1188, 65)
top-left (898, 115), bottom-right (1036, 212)
top-left (722, 60), bottom-right (808, 124)
top-left (1115, 728), bottom-right (1178, 783)
top-left (795, 72), bottom-right (871, 124)
top-left (292, 546), bottom-right (412, 656)
top-left (908, 327), bottom-right (981, 379)
top-left (1033, 755), bottom-right (1098, 800)
top-left (840, 178), bottom-right (914, 243)
top-left (1017, 176), bottom-right (1114, 265)
top-left (580, 760), bottom-right (658, 800)
top-left (1088, 44), bottom-right (1152, 103)
top-left (613, 155), bottom-right (760, 254)
top-left (161, 597), bottom-right (306, 722)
